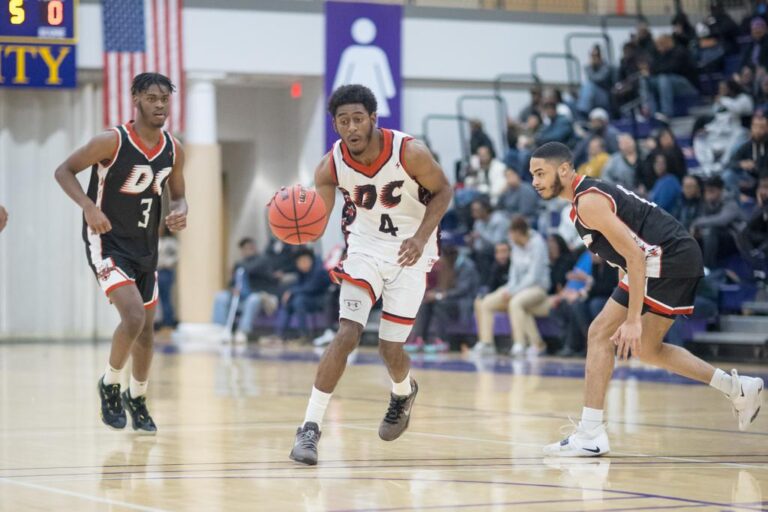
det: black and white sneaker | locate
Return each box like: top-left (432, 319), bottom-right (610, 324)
top-left (289, 422), bottom-right (321, 465)
top-left (379, 379), bottom-right (418, 441)
top-left (121, 390), bottom-right (157, 434)
top-left (98, 377), bottom-right (126, 430)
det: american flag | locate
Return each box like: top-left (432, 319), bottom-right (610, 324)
top-left (102, 0), bottom-right (185, 133)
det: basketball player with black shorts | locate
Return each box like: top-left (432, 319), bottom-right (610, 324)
top-left (55, 73), bottom-right (187, 434)
top-left (289, 84), bottom-right (452, 465)
top-left (529, 142), bottom-right (762, 456)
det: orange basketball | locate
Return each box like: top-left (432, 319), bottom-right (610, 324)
top-left (267, 185), bottom-right (327, 245)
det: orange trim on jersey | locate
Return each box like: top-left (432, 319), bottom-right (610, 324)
top-left (382, 312), bottom-right (416, 326)
top-left (329, 269), bottom-right (377, 303)
top-left (125, 121), bottom-right (166, 160)
top-left (617, 281), bottom-right (694, 316)
top-left (572, 174), bottom-right (586, 192)
top-left (105, 280), bottom-right (134, 297)
top-left (328, 152), bottom-right (338, 185)
top-left (572, 187), bottom-right (617, 230)
top-left (144, 298), bottom-right (159, 310)
top-left (399, 136), bottom-right (414, 177)
top-left (340, 128), bottom-right (394, 178)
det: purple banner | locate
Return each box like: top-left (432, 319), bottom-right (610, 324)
top-left (325, 1), bottom-right (402, 150)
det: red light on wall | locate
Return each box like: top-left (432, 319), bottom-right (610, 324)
top-left (290, 82), bottom-right (302, 99)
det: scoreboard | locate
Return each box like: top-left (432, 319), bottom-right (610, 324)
top-left (0, 0), bottom-right (77, 88)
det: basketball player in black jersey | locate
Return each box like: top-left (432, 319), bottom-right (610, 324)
top-left (530, 142), bottom-right (762, 456)
top-left (55, 73), bottom-right (187, 434)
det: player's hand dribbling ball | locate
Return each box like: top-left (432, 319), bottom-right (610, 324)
top-left (268, 185), bottom-right (327, 245)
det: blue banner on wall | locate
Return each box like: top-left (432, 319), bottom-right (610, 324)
top-left (325, 1), bottom-right (402, 150)
top-left (0, 43), bottom-right (76, 88)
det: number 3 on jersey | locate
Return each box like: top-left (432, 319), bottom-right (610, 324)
top-left (379, 214), bottom-right (399, 236)
top-left (138, 198), bottom-right (152, 228)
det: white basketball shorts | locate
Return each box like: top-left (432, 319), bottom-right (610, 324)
top-left (329, 252), bottom-right (427, 342)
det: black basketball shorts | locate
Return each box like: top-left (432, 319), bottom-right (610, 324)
top-left (87, 253), bottom-right (158, 308)
top-left (611, 274), bottom-right (701, 319)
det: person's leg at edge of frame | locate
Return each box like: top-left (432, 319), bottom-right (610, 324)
top-left (122, 304), bottom-right (159, 433)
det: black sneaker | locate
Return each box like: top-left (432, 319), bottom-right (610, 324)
top-left (121, 390), bottom-right (157, 434)
top-left (98, 376), bottom-right (126, 430)
top-left (379, 378), bottom-right (418, 441)
top-left (289, 422), bottom-right (321, 465)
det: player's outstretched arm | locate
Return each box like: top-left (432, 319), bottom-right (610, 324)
top-left (577, 193), bottom-right (646, 360)
top-left (165, 138), bottom-right (188, 232)
top-left (313, 152), bottom-right (337, 237)
top-left (54, 131), bottom-right (119, 234)
top-left (0, 204), bottom-right (7, 233)
top-left (399, 139), bottom-right (453, 267)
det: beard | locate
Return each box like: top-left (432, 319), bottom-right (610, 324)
top-left (539, 176), bottom-right (564, 200)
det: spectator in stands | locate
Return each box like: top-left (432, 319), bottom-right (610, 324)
top-left (498, 167), bottom-right (540, 226)
top-left (518, 86), bottom-right (543, 123)
top-left (678, 175), bottom-right (705, 230)
top-left (666, 270), bottom-right (720, 345)
top-left (650, 153), bottom-right (683, 215)
top-left (754, 74), bottom-right (768, 106)
top-left (639, 127), bottom-right (687, 191)
top-left (726, 114), bottom-right (768, 192)
top-left (273, 248), bottom-right (330, 343)
top-left (469, 119), bottom-right (495, 157)
top-left (474, 216), bottom-right (550, 357)
top-left (735, 64), bottom-right (758, 97)
top-left (577, 137), bottom-right (610, 178)
top-left (693, 22), bottom-right (726, 74)
top-left (155, 229), bottom-right (178, 331)
top-left (212, 237), bottom-right (281, 343)
top-left (632, 17), bottom-right (656, 59)
top-left (672, 11), bottom-right (696, 48)
top-left (410, 245), bottom-right (479, 353)
top-left (548, 233), bottom-right (575, 295)
top-left (542, 88), bottom-right (574, 121)
top-left (535, 100), bottom-right (574, 147)
top-left (549, 248), bottom-right (592, 357)
top-left (466, 198), bottom-right (510, 278)
top-left (717, 79), bottom-right (756, 119)
top-left (463, 145), bottom-right (507, 206)
top-left (479, 241), bottom-right (510, 295)
top-left (737, 174), bottom-right (768, 291)
top-left (577, 45), bottom-right (613, 117)
top-left (573, 108), bottom-right (619, 167)
top-left (691, 176), bottom-right (744, 268)
top-left (612, 42), bottom-right (642, 112)
top-left (740, 17), bottom-right (768, 72)
top-left (740, 0), bottom-right (768, 34)
top-left (602, 133), bottom-right (639, 190)
top-left (639, 34), bottom-right (699, 119)
top-left (705, 0), bottom-right (740, 55)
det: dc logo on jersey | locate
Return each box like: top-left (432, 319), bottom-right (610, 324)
top-left (353, 180), bottom-right (404, 210)
top-left (344, 299), bottom-right (361, 311)
top-left (119, 165), bottom-right (172, 196)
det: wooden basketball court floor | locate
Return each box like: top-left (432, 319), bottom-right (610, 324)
top-left (0, 340), bottom-right (767, 512)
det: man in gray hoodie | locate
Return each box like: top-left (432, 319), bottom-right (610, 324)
top-left (474, 216), bottom-right (551, 356)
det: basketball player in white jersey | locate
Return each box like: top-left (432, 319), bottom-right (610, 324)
top-left (289, 84), bottom-right (452, 465)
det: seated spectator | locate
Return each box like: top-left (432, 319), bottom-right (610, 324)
top-left (735, 64), bottom-right (758, 97)
top-left (463, 145), bottom-right (507, 206)
top-left (535, 100), bottom-right (575, 147)
top-left (612, 42), bottom-right (641, 111)
top-left (576, 137), bottom-right (610, 178)
top-left (554, 253), bottom-right (618, 357)
top-left (498, 167), bottom-right (540, 227)
top-left (672, 11), bottom-right (696, 48)
top-left (577, 45), bottom-right (613, 117)
top-left (273, 248), bottom-right (331, 342)
top-left (542, 88), bottom-right (575, 121)
top-left (409, 245), bottom-right (480, 353)
top-left (693, 22), bottom-right (726, 74)
top-left (470, 119), bottom-right (495, 157)
top-left (691, 176), bottom-right (744, 268)
top-left (740, 0), bottom-right (768, 34)
top-left (212, 237), bottom-right (280, 343)
top-left (573, 108), bottom-right (619, 167)
top-left (639, 34), bottom-right (698, 118)
top-left (602, 134), bottom-right (639, 190)
top-left (466, 198), bottom-right (510, 278)
top-left (736, 174), bottom-right (768, 291)
top-left (666, 269), bottom-right (720, 345)
top-left (650, 153), bottom-right (683, 215)
top-left (518, 86), bottom-right (543, 124)
top-left (474, 216), bottom-right (550, 357)
top-left (547, 233), bottom-right (576, 294)
top-left (754, 75), bottom-right (768, 107)
top-left (726, 114), bottom-right (768, 193)
top-left (632, 17), bottom-right (656, 59)
top-left (716, 79), bottom-right (755, 120)
top-left (639, 127), bottom-right (687, 191)
top-left (693, 81), bottom-right (751, 174)
top-left (478, 241), bottom-right (510, 295)
top-left (705, 0), bottom-right (739, 56)
top-left (677, 175), bottom-right (704, 230)
top-left (740, 17), bottom-right (768, 72)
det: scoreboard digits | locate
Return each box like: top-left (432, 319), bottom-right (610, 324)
top-left (1, 0), bottom-right (76, 42)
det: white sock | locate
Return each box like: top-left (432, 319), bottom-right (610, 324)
top-left (303, 387), bottom-right (332, 429)
top-left (103, 364), bottom-right (122, 385)
top-left (130, 375), bottom-right (148, 398)
top-left (392, 372), bottom-right (412, 396)
top-left (710, 368), bottom-right (735, 397)
top-left (581, 407), bottom-right (604, 431)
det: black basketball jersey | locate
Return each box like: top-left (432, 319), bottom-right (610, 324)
top-left (82, 123), bottom-right (176, 271)
top-left (571, 176), bottom-right (703, 279)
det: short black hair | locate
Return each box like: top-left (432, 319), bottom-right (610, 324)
top-left (705, 175), bottom-right (725, 189)
top-left (328, 84), bottom-right (377, 117)
top-left (238, 237), bottom-right (255, 249)
top-left (295, 247), bottom-right (315, 260)
top-left (509, 215), bottom-right (529, 235)
top-left (470, 197), bottom-right (492, 213)
top-left (131, 72), bottom-right (176, 96)
top-left (531, 141), bottom-right (574, 166)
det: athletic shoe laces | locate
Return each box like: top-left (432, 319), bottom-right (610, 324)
top-left (384, 394), bottom-right (409, 424)
top-left (297, 427), bottom-right (319, 449)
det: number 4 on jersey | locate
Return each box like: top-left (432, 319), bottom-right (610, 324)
top-left (379, 214), bottom-right (399, 236)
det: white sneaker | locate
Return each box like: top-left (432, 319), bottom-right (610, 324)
top-left (312, 329), bottom-right (335, 347)
top-left (472, 342), bottom-right (495, 355)
top-left (510, 343), bottom-right (525, 357)
top-left (729, 369), bottom-right (764, 431)
top-left (233, 330), bottom-right (248, 344)
top-left (543, 422), bottom-right (610, 457)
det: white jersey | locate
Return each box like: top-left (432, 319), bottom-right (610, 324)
top-left (330, 128), bottom-right (439, 271)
